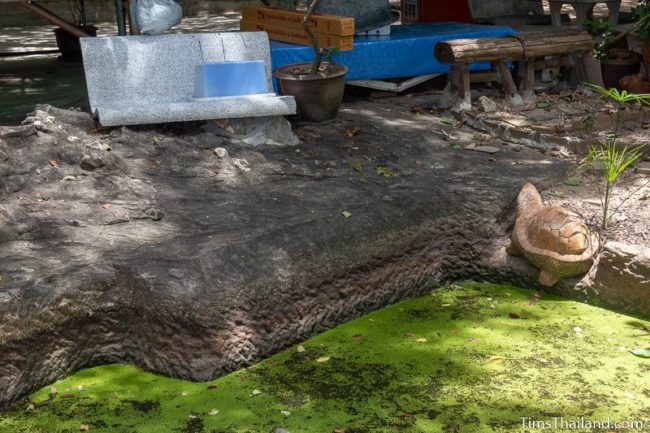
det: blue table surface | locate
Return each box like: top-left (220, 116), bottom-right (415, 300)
top-left (270, 22), bottom-right (517, 81)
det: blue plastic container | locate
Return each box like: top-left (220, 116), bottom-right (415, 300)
top-left (194, 60), bottom-right (267, 98)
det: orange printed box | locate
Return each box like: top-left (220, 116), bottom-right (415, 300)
top-left (241, 5), bottom-right (355, 36)
top-left (241, 20), bottom-right (354, 51)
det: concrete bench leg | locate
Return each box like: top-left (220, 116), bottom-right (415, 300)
top-left (605, 1), bottom-right (621, 25)
top-left (573, 3), bottom-right (595, 23)
top-left (495, 59), bottom-right (523, 105)
top-left (441, 64), bottom-right (472, 111)
top-left (549, 1), bottom-right (563, 26)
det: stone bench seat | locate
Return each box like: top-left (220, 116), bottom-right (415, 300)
top-left (80, 32), bottom-right (297, 127)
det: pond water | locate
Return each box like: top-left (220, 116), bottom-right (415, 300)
top-left (2, 282), bottom-right (649, 433)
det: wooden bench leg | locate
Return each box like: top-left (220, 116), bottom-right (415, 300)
top-left (440, 64), bottom-right (472, 111)
top-left (495, 59), bottom-right (523, 105)
top-left (519, 58), bottom-right (536, 101)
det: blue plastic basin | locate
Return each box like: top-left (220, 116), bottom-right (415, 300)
top-left (194, 60), bottom-right (267, 98)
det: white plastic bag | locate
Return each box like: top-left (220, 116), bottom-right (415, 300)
top-left (136, 0), bottom-right (182, 35)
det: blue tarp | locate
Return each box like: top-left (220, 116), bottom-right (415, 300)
top-left (270, 23), bottom-right (517, 81)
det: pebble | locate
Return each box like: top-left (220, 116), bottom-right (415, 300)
top-left (477, 96), bottom-right (497, 113)
top-left (214, 147), bottom-right (228, 159)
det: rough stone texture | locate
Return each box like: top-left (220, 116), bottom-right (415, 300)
top-left (477, 96), bottom-right (497, 113)
top-left (0, 99), bottom-right (634, 411)
top-left (80, 32), bottom-right (296, 126)
top-left (577, 242), bottom-right (650, 316)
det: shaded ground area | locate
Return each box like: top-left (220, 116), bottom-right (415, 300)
top-left (2, 283), bottom-right (650, 433)
top-left (0, 101), bottom-right (570, 409)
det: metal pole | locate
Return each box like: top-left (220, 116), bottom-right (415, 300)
top-left (79, 0), bottom-right (87, 27)
top-left (114, 0), bottom-right (126, 35)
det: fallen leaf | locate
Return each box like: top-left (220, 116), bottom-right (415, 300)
top-left (631, 348), bottom-right (650, 358)
top-left (345, 127), bottom-right (361, 137)
top-left (564, 177), bottom-right (582, 187)
top-left (63, 176), bottom-right (76, 181)
top-left (402, 412), bottom-right (414, 417)
top-left (489, 303), bottom-right (497, 310)
top-left (346, 159), bottom-right (363, 173)
top-left (416, 338), bottom-right (427, 343)
top-left (208, 408), bottom-right (219, 416)
top-left (440, 116), bottom-right (454, 125)
top-left (536, 100), bottom-right (552, 109)
top-left (404, 332), bottom-right (415, 337)
top-left (352, 333), bottom-right (363, 340)
top-left (316, 356), bottom-right (330, 363)
top-left (181, 391), bottom-right (189, 396)
top-left (281, 410), bottom-right (291, 417)
top-left (79, 424), bottom-right (89, 431)
top-left (49, 386), bottom-right (58, 396)
top-left (376, 165), bottom-right (395, 177)
top-left (251, 389), bottom-right (261, 396)
top-left (102, 203), bottom-right (112, 209)
top-left (509, 312), bottom-right (521, 319)
top-left (488, 355), bottom-right (506, 363)
top-left (76, 385), bottom-right (84, 391)
top-left (333, 428), bottom-right (346, 433)
top-left (207, 384), bottom-right (218, 390)
top-left (441, 303), bottom-right (452, 307)
top-left (341, 210), bottom-right (352, 219)
top-left (188, 415), bottom-right (197, 420)
top-left (48, 160), bottom-right (57, 167)
top-left (411, 106), bottom-right (424, 115)
top-left (25, 403), bottom-right (35, 412)
top-left (297, 345), bottom-right (306, 353)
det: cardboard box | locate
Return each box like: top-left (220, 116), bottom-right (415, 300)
top-left (241, 20), bottom-right (354, 51)
top-left (241, 5), bottom-right (355, 36)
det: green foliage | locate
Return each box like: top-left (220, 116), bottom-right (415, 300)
top-left (583, 16), bottom-right (618, 60)
top-left (585, 83), bottom-right (650, 105)
top-left (588, 141), bottom-right (643, 229)
top-left (584, 83), bottom-right (647, 230)
top-left (582, 16), bottom-right (616, 37)
top-left (632, 0), bottom-right (650, 40)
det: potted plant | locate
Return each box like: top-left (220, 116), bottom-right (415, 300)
top-left (272, 0), bottom-right (348, 123)
top-left (631, 0), bottom-right (650, 77)
top-left (585, 17), bottom-right (641, 89)
top-left (54, 0), bottom-right (97, 62)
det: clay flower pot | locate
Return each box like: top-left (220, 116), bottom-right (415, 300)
top-left (273, 62), bottom-right (348, 123)
top-left (600, 48), bottom-right (642, 89)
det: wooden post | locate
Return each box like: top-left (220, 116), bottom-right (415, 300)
top-left (17, 0), bottom-right (91, 38)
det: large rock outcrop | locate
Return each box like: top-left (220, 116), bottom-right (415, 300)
top-left (0, 101), bottom-right (577, 409)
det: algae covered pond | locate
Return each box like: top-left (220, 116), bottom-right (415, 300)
top-left (2, 283), bottom-right (650, 433)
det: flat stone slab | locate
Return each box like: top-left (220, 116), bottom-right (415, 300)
top-left (80, 32), bottom-right (296, 126)
top-left (0, 102), bottom-right (573, 409)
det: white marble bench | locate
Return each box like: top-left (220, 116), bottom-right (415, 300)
top-left (80, 32), bottom-right (296, 127)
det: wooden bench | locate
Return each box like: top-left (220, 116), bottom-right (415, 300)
top-left (435, 31), bottom-right (594, 110)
